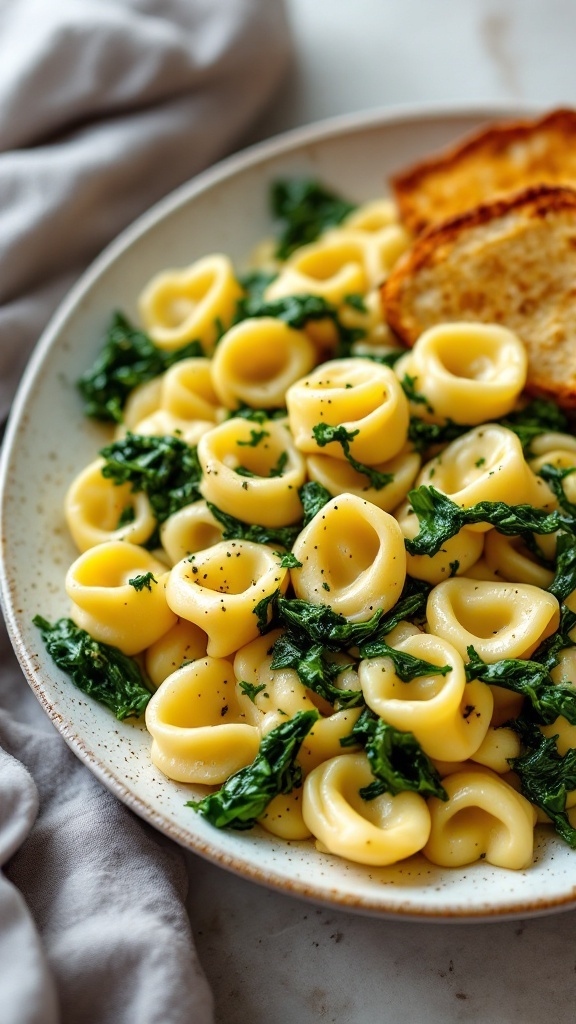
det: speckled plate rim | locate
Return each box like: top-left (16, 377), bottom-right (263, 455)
top-left (5, 99), bottom-right (575, 923)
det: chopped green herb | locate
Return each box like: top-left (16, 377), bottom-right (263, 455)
top-left (238, 681), bottom-right (268, 703)
top-left (312, 422), bottom-right (394, 490)
top-left (236, 429), bottom-right (270, 447)
top-left (188, 709), bottom-right (319, 829)
top-left (400, 373), bottom-right (434, 415)
top-left (33, 615), bottom-right (152, 720)
top-left (128, 572), bottom-right (157, 592)
top-left (275, 552), bottom-right (303, 569)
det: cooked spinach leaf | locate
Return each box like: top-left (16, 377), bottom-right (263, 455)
top-left (276, 596), bottom-right (384, 650)
top-left (77, 312), bottom-right (203, 422)
top-left (270, 633), bottom-right (364, 710)
top-left (537, 463), bottom-right (576, 518)
top-left (510, 736), bottom-right (576, 848)
top-left (341, 708), bottom-right (448, 800)
top-left (407, 417), bottom-right (468, 454)
top-left (253, 589), bottom-right (281, 634)
top-left (206, 502), bottom-right (301, 549)
top-left (466, 645), bottom-right (576, 726)
top-left (188, 709), bottom-right (319, 830)
top-left (312, 422), bottom-right (394, 490)
top-left (531, 604), bottom-right (576, 672)
top-left (238, 269), bottom-right (277, 303)
top-left (499, 399), bottom-right (569, 455)
top-left (234, 292), bottom-right (363, 356)
top-left (357, 641), bottom-right (451, 680)
top-left (548, 531), bottom-right (576, 603)
top-left (100, 432), bottom-right (202, 524)
top-left (406, 485), bottom-right (565, 557)
top-left (299, 480), bottom-right (332, 525)
top-left (271, 178), bottom-right (356, 259)
top-left (33, 616), bottom-right (152, 720)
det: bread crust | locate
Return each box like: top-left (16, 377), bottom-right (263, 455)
top-left (392, 109), bottom-right (576, 234)
top-left (382, 184), bottom-right (576, 408)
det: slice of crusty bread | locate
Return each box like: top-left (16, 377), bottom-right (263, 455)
top-left (392, 109), bottom-right (576, 234)
top-left (382, 185), bottom-right (576, 408)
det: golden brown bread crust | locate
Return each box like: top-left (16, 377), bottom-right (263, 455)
top-left (382, 185), bottom-right (576, 408)
top-left (392, 109), bottom-right (576, 234)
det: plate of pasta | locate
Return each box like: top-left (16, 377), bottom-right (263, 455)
top-left (4, 102), bottom-right (576, 920)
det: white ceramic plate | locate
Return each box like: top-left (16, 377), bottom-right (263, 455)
top-left (3, 103), bottom-right (570, 922)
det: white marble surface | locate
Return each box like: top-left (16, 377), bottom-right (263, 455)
top-left (185, 2), bottom-right (576, 1022)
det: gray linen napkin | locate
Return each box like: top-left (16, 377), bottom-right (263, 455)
top-left (0, 2), bottom-right (292, 1021)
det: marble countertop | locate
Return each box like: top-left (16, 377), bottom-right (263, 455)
top-left (186, 2), bottom-right (576, 1021)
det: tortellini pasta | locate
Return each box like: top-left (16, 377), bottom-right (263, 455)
top-left (65, 458), bottom-right (156, 552)
top-left (394, 322), bottom-right (527, 424)
top-left (287, 358), bottom-right (409, 464)
top-left (426, 579), bottom-right (560, 662)
top-left (359, 634), bottom-right (493, 761)
top-left (138, 254), bottom-right (242, 352)
top-left (302, 753), bottom-right (431, 866)
top-left (416, 424), bottom-right (554, 522)
top-left (306, 446), bottom-right (420, 513)
top-left (290, 493), bottom-right (406, 619)
top-left (145, 658), bottom-right (261, 784)
top-left (198, 416), bottom-right (306, 526)
top-left (65, 541), bottom-right (176, 655)
top-left (210, 317), bottom-right (316, 409)
top-left (423, 770), bottom-right (536, 869)
top-left (56, 187), bottom-right (576, 879)
top-left (166, 539), bottom-right (289, 658)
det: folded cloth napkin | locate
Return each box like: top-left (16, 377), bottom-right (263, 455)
top-left (0, 2), bottom-right (292, 1021)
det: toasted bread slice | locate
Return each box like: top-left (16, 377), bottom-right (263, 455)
top-left (392, 109), bottom-right (576, 234)
top-left (382, 185), bottom-right (576, 408)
